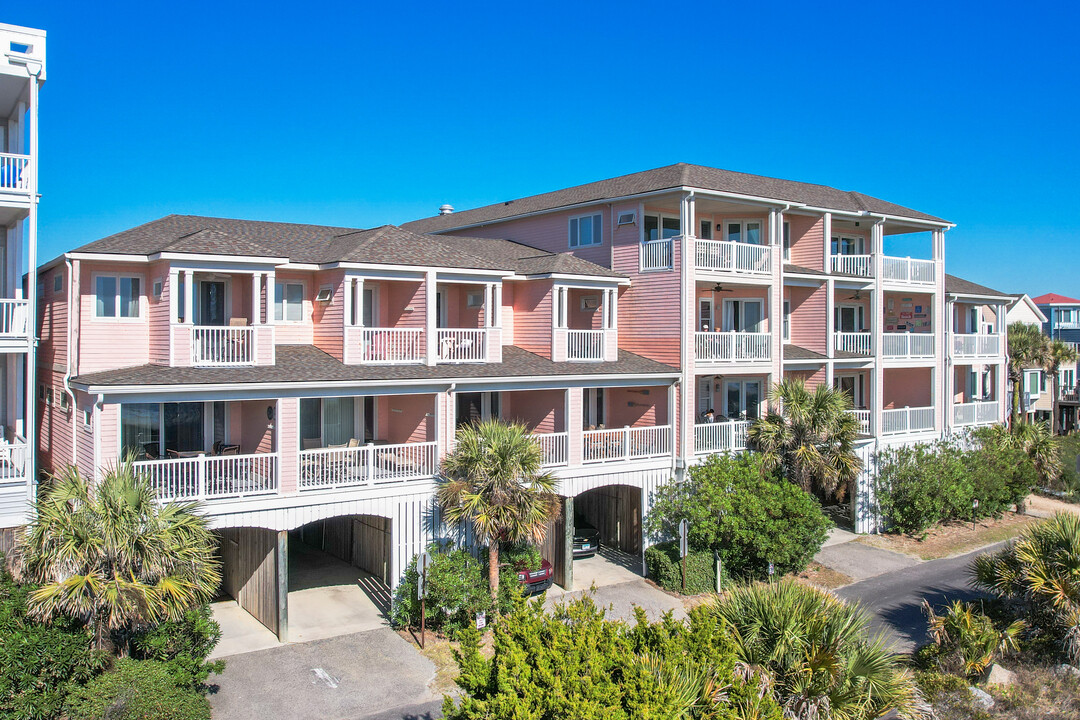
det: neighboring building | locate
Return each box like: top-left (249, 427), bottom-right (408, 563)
top-left (1030, 293), bottom-right (1080, 430)
top-left (1005, 293), bottom-right (1048, 328)
top-left (1034, 293), bottom-right (1080, 344)
top-left (0, 23), bottom-right (44, 546)
top-left (36, 163), bottom-right (1007, 638)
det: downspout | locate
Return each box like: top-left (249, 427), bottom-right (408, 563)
top-left (63, 256), bottom-right (77, 464)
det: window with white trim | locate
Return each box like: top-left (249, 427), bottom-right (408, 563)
top-left (569, 213), bottom-right (603, 248)
top-left (831, 235), bottom-right (865, 256)
top-left (725, 220), bottom-right (763, 245)
top-left (782, 222), bottom-right (791, 261)
top-left (274, 282), bottom-right (304, 322)
top-left (95, 275), bottom-right (141, 318)
top-left (53, 272), bottom-right (63, 293)
top-left (783, 300), bottom-right (791, 341)
top-left (643, 214), bottom-right (680, 242)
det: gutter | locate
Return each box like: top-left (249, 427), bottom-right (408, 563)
top-left (63, 256), bottom-right (77, 464)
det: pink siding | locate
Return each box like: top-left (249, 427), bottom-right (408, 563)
top-left (147, 262), bottom-right (170, 364)
top-left (500, 284), bottom-right (515, 345)
top-left (442, 284), bottom-right (484, 329)
top-left (511, 280), bottom-right (552, 358)
top-left (788, 215), bottom-right (824, 271)
top-left (278, 398), bottom-right (298, 493)
top-left (240, 400), bottom-right (275, 454)
top-left (37, 265), bottom-right (68, 373)
top-left (78, 262), bottom-right (150, 374)
top-left (272, 272), bottom-right (314, 345)
top-left (37, 369), bottom-right (74, 474)
top-left (788, 285), bottom-right (827, 353)
top-left (501, 389), bottom-right (564, 432)
top-left (612, 204), bottom-right (681, 366)
top-left (567, 287), bottom-right (603, 330)
top-left (99, 402), bottom-right (119, 471)
top-left (785, 367), bottom-right (827, 390)
top-left (381, 280), bottom-right (425, 329)
top-left (883, 367), bottom-right (933, 408)
top-left (312, 270), bottom-right (345, 360)
top-left (75, 392), bottom-right (95, 476)
top-left (445, 204), bottom-right (612, 268)
top-left (378, 394), bottom-right (434, 444)
top-left (607, 386), bottom-right (668, 427)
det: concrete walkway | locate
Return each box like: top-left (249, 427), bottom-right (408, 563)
top-left (814, 541), bottom-right (919, 582)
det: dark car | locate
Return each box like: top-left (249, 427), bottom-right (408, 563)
top-left (573, 516), bottom-right (600, 559)
top-left (516, 557), bottom-right (554, 594)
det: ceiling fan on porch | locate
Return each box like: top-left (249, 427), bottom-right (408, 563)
top-left (711, 282), bottom-right (733, 293)
top-left (846, 289), bottom-right (865, 301)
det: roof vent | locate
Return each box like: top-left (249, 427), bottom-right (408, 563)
top-left (439, 204), bottom-right (454, 216)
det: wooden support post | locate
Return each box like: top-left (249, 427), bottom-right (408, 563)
top-left (276, 530), bottom-right (289, 643)
top-left (562, 495), bottom-right (574, 591)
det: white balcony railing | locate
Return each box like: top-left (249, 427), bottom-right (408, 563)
top-left (882, 406), bottom-right (936, 435)
top-left (882, 256), bottom-right (936, 284)
top-left (694, 332), bottom-right (771, 362)
top-left (566, 329), bottom-right (605, 361)
top-left (640, 239), bottom-right (674, 271)
top-left (0, 437), bottom-right (29, 483)
top-left (437, 328), bottom-right (487, 363)
top-left (694, 240), bottom-right (772, 276)
top-left (952, 334), bottom-right (1002, 358)
top-left (882, 333), bottom-right (935, 360)
top-left (0, 153), bottom-right (31, 192)
top-left (831, 254), bottom-right (873, 277)
top-left (0, 299), bottom-right (29, 338)
top-left (848, 410), bottom-right (871, 434)
top-left (834, 332), bottom-right (872, 355)
top-left (693, 420), bottom-right (750, 455)
top-left (359, 328), bottom-right (425, 364)
top-left (953, 400), bottom-right (1000, 426)
top-left (191, 326), bottom-right (254, 366)
top-left (583, 425), bottom-right (672, 464)
top-left (134, 453), bottom-right (278, 502)
top-left (532, 432), bottom-right (568, 467)
top-left (298, 441), bottom-right (438, 491)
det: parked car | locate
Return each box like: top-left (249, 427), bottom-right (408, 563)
top-left (573, 516), bottom-right (600, 559)
top-left (516, 557), bottom-right (554, 594)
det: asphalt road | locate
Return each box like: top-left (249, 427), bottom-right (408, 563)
top-left (836, 542), bottom-right (1007, 652)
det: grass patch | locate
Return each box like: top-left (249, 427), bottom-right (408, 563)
top-left (926, 660), bottom-right (1080, 720)
top-left (395, 629), bottom-right (494, 698)
top-left (856, 512), bottom-right (1037, 560)
top-left (791, 561), bottom-right (854, 590)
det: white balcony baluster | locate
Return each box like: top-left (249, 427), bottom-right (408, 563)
top-left (693, 420), bottom-right (750, 455)
top-left (831, 254), bottom-right (873, 276)
top-left (0, 299), bottom-right (29, 337)
top-left (566, 329), bottom-right (605, 361)
top-left (532, 432), bottom-right (568, 467)
top-left (882, 256), bottom-right (936, 284)
top-left (134, 453), bottom-right (278, 501)
top-left (582, 425), bottom-right (671, 464)
top-left (881, 406), bottom-right (936, 434)
top-left (190, 326), bottom-right (254, 366)
top-left (437, 329), bottom-right (487, 363)
top-left (694, 332), bottom-right (771, 362)
top-left (0, 153), bottom-right (31, 192)
top-left (640, 239), bottom-right (674, 271)
top-left (694, 240), bottom-right (772, 275)
top-left (359, 328), bottom-right (425, 364)
top-left (834, 332), bottom-right (872, 355)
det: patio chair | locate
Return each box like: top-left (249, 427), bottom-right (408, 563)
top-left (229, 317), bottom-right (248, 326)
top-left (220, 444), bottom-right (240, 455)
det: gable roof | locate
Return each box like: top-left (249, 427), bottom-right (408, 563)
top-left (402, 163), bottom-right (949, 234)
top-left (1031, 293), bottom-right (1080, 305)
top-left (945, 274), bottom-right (1010, 298)
top-left (62, 215), bottom-right (624, 280)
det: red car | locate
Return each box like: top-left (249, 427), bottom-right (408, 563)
top-left (516, 558), bottom-right (554, 594)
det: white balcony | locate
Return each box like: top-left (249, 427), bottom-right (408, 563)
top-left (953, 400), bottom-right (1000, 427)
top-left (566, 329), bottom-right (606, 361)
top-left (190, 326), bottom-right (254, 366)
top-left (134, 452), bottom-right (278, 502)
top-left (0, 299), bottom-right (29, 349)
top-left (834, 332), bottom-right (872, 355)
top-left (882, 256), bottom-right (936, 285)
top-left (533, 432), bottom-right (568, 467)
top-left (694, 239), bottom-right (772, 276)
top-left (640, 239), bottom-right (674, 271)
top-left (848, 410), bottom-right (871, 434)
top-left (952, 334), bottom-right (1002, 359)
top-left (358, 327), bottom-right (425, 364)
top-left (437, 328), bottom-right (487, 363)
top-left (0, 153), bottom-right (31, 193)
top-left (882, 333), bottom-right (935, 360)
top-left (583, 425), bottom-right (672, 464)
top-left (693, 420), bottom-right (750, 455)
top-left (882, 406), bottom-right (936, 435)
top-left (297, 441), bottom-right (437, 491)
top-left (694, 332), bottom-right (771, 363)
top-left (831, 254), bottom-right (873, 277)
top-left (0, 435), bottom-right (29, 484)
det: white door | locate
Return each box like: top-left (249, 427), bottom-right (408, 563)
top-left (723, 300), bottom-right (763, 332)
top-left (585, 388), bottom-right (605, 428)
top-left (698, 377), bottom-right (712, 415)
top-left (698, 298), bottom-right (714, 332)
top-left (835, 305), bottom-right (865, 333)
top-left (723, 380), bottom-right (761, 419)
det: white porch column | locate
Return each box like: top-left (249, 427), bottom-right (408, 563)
top-left (870, 286), bottom-right (884, 437)
top-left (265, 271), bottom-right (276, 325)
top-left (680, 193), bottom-right (696, 237)
top-left (425, 270), bottom-right (437, 366)
top-left (168, 269), bottom-right (180, 321)
top-left (355, 278), bottom-right (364, 326)
top-left (342, 277), bottom-right (353, 328)
top-left (825, 278), bottom-right (835, 359)
top-left (183, 269), bottom-right (194, 325)
top-left (251, 272), bottom-right (262, 324)
top-left (484, 283), bottom-right (494, 327)
top-left (822, 212), bottom-right (832, 273)
top-left (493, 283), bottom-right (502, 327)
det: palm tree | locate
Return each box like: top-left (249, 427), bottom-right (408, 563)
top-left (1046, 339), bottom-right (1079, 434)
top-left (437, 420), bottom-right (560, 601)
top-left (747, 378), bottom-right (861, 502)
top-left (1006, 321), bottom-right (1049, 426)
top-left (713, 580), bottom-right (930, 720)
top-left (16, 457), bottom-right (221, 653)
top-left (981, 421), bottom-right (1062, 486)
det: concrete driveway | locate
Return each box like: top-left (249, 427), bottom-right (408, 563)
top-left (813, 541), bottom-right (920, 582)
top-left (208, 627), bottom-right (438, 720)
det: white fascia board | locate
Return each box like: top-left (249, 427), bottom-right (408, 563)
top-left (536, 273), bottom-right (629, 286)
top-left (329, 262), bottom-right (513, 279)
top-left (685, 186), bottom-right (809, 210)
top-left (782, 276), bottom-right (825, 288)
top-left (782, 360), bottom-right (827, 370)
top-left (74, 371), bottom-right (681, 399)
top-left (946, 292), bottom-right (1014, 303)
top-left (832, 278), bottom-right (875, 289)
top-left (277, 262), bottom-right (321, 271)
top-left (152, 252), bottom-right (288, 265)
top-left (66, 252), bottom-right (151, 264)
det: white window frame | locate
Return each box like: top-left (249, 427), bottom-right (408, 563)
top-left (698, 297), bottom-right (714, 332)
top-left (723, 219), bottom-right (765, 245)
top-left (53, 272), bottom-right (63, 293)
top-left (835, 304), bottom-right (866, 333)
top-left (699, 218), bottom-right (713, 240)
top-left (722, 379), bottom-right (763, 419)
top-left (642, 213), bottom-right (681, 243)
top-left (584, 387), bottom-right (605, 428)
top-left (568, 212), bottom-right (603, 248)
top-left (831, 235), bottom-right (866, 256)
top-left (782, 221), bottom-right (791, 261)
top-left (274, 280), bottom-right (306, 323)
top-left (783, 300), bottom-right (791, 341)
top-left (1025, 369), bottom-right (1042, 398)
top-left (834, 373), bottom-right (865, 408)
top-left (92, 272), bottom-right (144, 321)
top-left (722, 298), bottom-right (764, 333)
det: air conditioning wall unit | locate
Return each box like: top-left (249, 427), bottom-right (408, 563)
top-left (467, 292), bottom-right (484, 308)
top-left (581, 295), bottom-right (601, 311)
top-left (616, 211), bottom-right (636, 226)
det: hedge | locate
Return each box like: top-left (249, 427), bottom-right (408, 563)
top-left (644, 541), bottom-right (728, 595)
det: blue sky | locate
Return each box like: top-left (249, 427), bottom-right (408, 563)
top-left (12, 0), bottom-right (1080, 298)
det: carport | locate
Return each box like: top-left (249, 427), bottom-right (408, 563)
top-left (214, 514), bottom-right (393, 649)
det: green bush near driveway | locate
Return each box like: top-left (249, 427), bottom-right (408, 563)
top-left (644, 541), bottom-right (727, 595)
top-left (65, 658), bottom-right (210, 720)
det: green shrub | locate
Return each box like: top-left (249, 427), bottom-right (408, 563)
top-left (644, 453), bottom-right (831, 580)
top-left (922, 599), bottom-right (1023, 678)
top-left (0, 565), bottom-right (106, 719)
top-left (644, 541), bottom-right (727, 595)
top-left (65, 658), bottom-right (210, 720)
top-left (443, 593), bottom-right (783, 719)
top-left (391, 547), bottom-right (494, 637)
top-left (128, 604), bottom-right (225, 690)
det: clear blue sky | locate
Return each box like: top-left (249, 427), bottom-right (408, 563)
top-left (12, 0), bottom-right (1080, 298)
